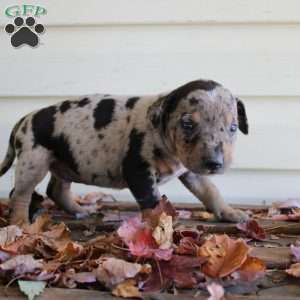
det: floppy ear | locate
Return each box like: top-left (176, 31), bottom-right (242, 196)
top-left (237, 98), bottom-right (248, 134)
top-left (148, 97), bottom-right (164, 129)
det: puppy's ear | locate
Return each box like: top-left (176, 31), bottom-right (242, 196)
top-left (148, 97), bottom-right (164, 129)
top-left (237, 98), bottom-right (248, 134)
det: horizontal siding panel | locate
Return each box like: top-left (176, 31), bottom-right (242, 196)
top-left (1, 167), bottom-right (300, 205)
top-left (1, 0), bottom-right (299, 204)
top-left (0, 97), bottom-right (300, 171)
top-left (1, 0), bottom-right (300, 26)
top-left (1, 25), bottom-right (300, 96)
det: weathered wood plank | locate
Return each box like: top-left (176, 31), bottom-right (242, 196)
top-left (250, 247), bottom-right (292, 269)
top-left (2, 287), bottom-right (300, 300)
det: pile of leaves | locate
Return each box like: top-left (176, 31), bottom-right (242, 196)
top-left (0, 197), bottom-right (267, 299)
top-left (268, 199), bottom-right (300, 221)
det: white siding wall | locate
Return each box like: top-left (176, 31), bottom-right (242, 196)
top-left (0, 0), bottom-right (300, 204)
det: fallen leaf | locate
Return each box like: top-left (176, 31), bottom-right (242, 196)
top-left (56, 241), bottom-right (84, 262)
top-left (286, 262), bottom-right (300, 277)
top-left (59, 268), bottom-right (77, 288)
top-left (23, 214), bottom-right (51, 235)
top-left (0, 225), bottom-right (23, 246)
top-left (0, 254), bottom-right (43, 275)
top-left (112, 279), bottom-right (141, 298)
top-left (18, 280), bottom-right (46, 300)
top-left (175, 237), bottom-right (198, 255)
top-left (174, 228), bottom-right (204, 255)
top-left (95, 257), bottom-right (151, 287)
top-left (207, 282), bottom-right (225, 300)
top-left (152, 212), bottom-right (173, 249)
top-left (291, 244), bottom-right (300, 262)
top-left (192, 211), bottom-right (215, 221)
top-left (0, 250), bottom-right (11, 262)
top-left (143, 255), bottom-right (206, 291)
top-left (236, 220), bottom-right (266, 241)
top-left (117, 216), bottom-right (145, 245)
top-left (142, 196), bottom-right (177, 228)
top-left (117, 216), bottom-right (173, 260)
top-left (272, 213), bottom-right (300, 221)
top-left (232, 257), bottom-right (266, 281)
top-left (71, 272), bottom-right (97, 283)
top-left (198, 234), bottom-right (249, 278)
top-left (153, 195), bottom-right (177, 219)
top-left (278, 198), bottom-right (300, 209)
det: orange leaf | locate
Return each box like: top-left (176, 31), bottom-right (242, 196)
top-left (239, 256), bottom-right (266, 273)
top-left (233, 256), bottom-right (266, 281)
top-left (198, 234), bottom-right (249, 278)
top-left (23, 214), bottom-right (51, 234)
top-left (286, 263), bottom-right (300, 277)
top-left (112, 279), bottom-right (141, 298)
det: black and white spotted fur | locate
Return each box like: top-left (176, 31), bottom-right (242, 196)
top-left (0, 79), bottom-right (249, 225)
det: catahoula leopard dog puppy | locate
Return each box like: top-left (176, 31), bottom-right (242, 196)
top-left (0, 79), bottom-right (249, 225)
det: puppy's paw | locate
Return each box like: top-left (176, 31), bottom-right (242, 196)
top-left (218, 207), bottom-right (249, 223)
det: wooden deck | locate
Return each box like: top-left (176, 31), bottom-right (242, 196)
top-left (1, 200), bottom-right (300, 299)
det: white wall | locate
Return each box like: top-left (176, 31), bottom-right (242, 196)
top-left (0, 0), bottom-right (300, 204)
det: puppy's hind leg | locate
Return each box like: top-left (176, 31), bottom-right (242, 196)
top-left (46, 174), bottom-right (89, 218)
top-left (10, 149), bottom-right (50, 225)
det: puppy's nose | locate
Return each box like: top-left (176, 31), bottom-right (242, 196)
top-left (204, 159), bottom-right (223, 171)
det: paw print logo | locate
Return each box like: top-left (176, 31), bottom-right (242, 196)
top-left (5, 17), bottom-right (45, 48)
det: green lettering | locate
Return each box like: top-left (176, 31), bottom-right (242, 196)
top-left (23, 5), bottom-right (35, 16)
top-left (5, 5), bottom-right (20, 17)
top-left (35, 6), bottom-right (47, 17)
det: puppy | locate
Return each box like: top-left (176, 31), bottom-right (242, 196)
top-left (0, 79), bottom-right (248, 225)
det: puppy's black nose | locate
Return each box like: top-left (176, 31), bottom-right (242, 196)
top-left (204, 160), bottom-right (223, 171)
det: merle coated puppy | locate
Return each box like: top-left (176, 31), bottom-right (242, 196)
top-left (0, 79), bottom-right (249, 225)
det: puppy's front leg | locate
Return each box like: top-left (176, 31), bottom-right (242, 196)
top-left (179, 171), bottom-right (248, 222)
top-left (123, 165), bottom-right (161, 225)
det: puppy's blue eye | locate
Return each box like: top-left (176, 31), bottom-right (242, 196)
top-left (230, 124), bottom-right (238, 132)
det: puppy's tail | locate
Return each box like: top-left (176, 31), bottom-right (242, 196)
top-left (0, 118), bottom-right (23, 176)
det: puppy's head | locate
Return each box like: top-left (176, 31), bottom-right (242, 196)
top-left (150, 80), bottom-right (248, 175)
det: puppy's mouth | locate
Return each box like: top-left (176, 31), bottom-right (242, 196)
top-left (188, 166), bottom-right (225, 175)
top-left (206, 168), bottom-right (224, 175)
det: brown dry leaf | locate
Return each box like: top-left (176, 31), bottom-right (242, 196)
top-left (233, 256), bottom-right (266, 281)
top-left (0, 254), bottom-right (43, 275)
top-left (236, 220), bottom-right (266, 241)
top-left (143, 196), bottom-right (177, 228)
top-left (0, 236), bottom-right (28, 254)
top-left (198, 234), bottom-right (249, 278)
top-left (0, 225), bottom-right (23, 246)
top-left (23, 214), bottom-right (51, 235)
top-left (286, 263), bottom-right (300, 277)
top-left (152, 212), bottom-right (173, 250)
top-left (153, 195), bottom-right (177, 219)
top-left (95, 257), bottom-right (151, 287)
top-left (112, 279), bottom-right (141, 298)
top-left (192, 211), bottom-right (215, 221)
top-left (41, 223), bottom-right (72, 252)
top-left (239, 257), bottom-right (266, 273)
top-left (56, 241), bottom-right (84, 262)
top-left (143, 255), bottom-right (206, 291)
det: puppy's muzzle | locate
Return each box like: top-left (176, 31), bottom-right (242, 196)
top-left (203, 150), bottom-right (224, 173)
